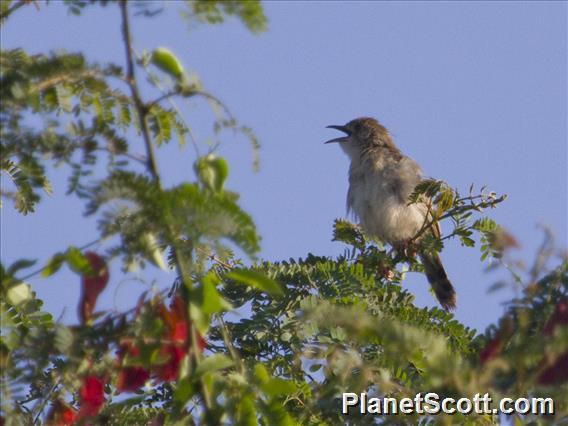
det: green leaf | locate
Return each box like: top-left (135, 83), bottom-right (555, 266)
top-left (54, 84), bottom-right (72, 112)
top-left (309, 363), bottom-right (322, 373)
top-left (200, 272), bottom-right (233, 314)
top-left (473, 217), bottom-right (498, 233)
top-left (151, 47), bottom-right (185, 81)
top-left (435, 187), bottom-right (455, 214)
top-left (263, 377), bottom-right (296, 398)
top-left (234, 395), bottom-right (257, 426)
top-left (226, 269), bottom-right (283, 297)
top-left (332, 219), bottom-right (366, 249)
top-left (194, 154), bottom-right (229, 192)
top-left (409, 179), bottom-right (444, 204)
top-left (254, 364), bottom-right (270, 385)
top-left (65, 247), bottom-right (93, 275)
top-left (173, 378), bottom-right (197, 405)
top-left (193, 354), bottom-right (234, 379)
top-left (187, 0), bottom-right (268, 33)
top-left (54, 324), bottom-right (74, 352)
top-left (119, 103), bottom-right (131, 128)
top-left (190, 272), bottom-right (232, 333)
top-left (459, 236), bottom-right (475, 247)
top-left (141, 232), bottom-right (167, 270)
top-left (41, 253), bottom-right (65, 277)
top-left (263, 400), bottom-right (295, 426)
top-left (6, 259), bottom-right (37, 276)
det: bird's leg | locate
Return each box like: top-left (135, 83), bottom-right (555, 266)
top-left (393, 240), bottom-right (418, 261)
top-left (377, 260), bottom-right (395, 281)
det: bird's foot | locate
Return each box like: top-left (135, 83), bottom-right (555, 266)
top-left (394, 239), bottom-right (418, 260)
top-left (377, 260), bottom-right (395, 282)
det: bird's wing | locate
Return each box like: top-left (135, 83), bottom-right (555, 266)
top-left (398, 156), bottom-right (444, 240)
top-left (397, 156), bottom-right (423, 203)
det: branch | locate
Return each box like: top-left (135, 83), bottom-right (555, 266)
top-left (140, 69), bottom-right (201, 157)
top-left (147, 89), bottom-right (235, 123)
top-left (94, 146), bottom-right (147, 166)
top-left (119, 1), bottom-right (215, 419)
top-left (18, 237), bottom-right (102, 282)
top-left (32, 69), bottom-right (129, 94)
top-left (408, 191), bottom-right (507, 244)
top-left (119, 0), bottom-right (160, 184)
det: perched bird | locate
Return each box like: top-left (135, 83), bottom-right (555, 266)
top-left (325, 117), bottom-right (456, 310)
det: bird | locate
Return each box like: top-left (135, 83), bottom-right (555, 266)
top-left (325, 117), bottom-right (456, 310)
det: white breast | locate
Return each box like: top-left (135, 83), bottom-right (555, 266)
top-left (347, 156), bottom-right (426, 244)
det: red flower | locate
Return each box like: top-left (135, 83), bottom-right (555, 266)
top-left (77, 376), bottom-right (105, 419)
top-left (479, 335), bottom-right (503, 365)
top-left (479, 316), bottom-right (514, 365)
top-left (61, 408), bottom-right (76, 425)
top-left (538, 352), bottom-right (568, 385)
top-left (117, 365), bottom-right (150, 393)
top-left (536, 299), bottom-right (568, 385)
top-left (79, 252), bottom-right (109, 324)
top-left (543, 299), bottom-right (568, 335)
top-left (45, 399), bottom-right (76, 425)
top-left (116, 344), bottom-right (150, 393)
top-left (114, 295), bottom-right (207, 389)
top-left (167, 296), bottom-right (206, 351)
top-left (156, 345), bottom-right (185, 382)
top-left (154, 296), bottom-right (206, 382)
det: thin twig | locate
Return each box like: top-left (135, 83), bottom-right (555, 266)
top-left (120, 0), bottom-right (160, 184)
top-left (139, 59), bottom-right (200, 157)
top-left (32, 378), bottom-right (62, 425)
top-left (119, 2), bottom-right (215, 419)
top-left (146, 90), bottom-right (179, 109)
top-left (94, 147), bottom-right (147, 166)
top-left (32, 70), bottom-right (129, 95)
top-left (218, 315), bottom-right (245, 374)
top-left (18, 238), bottom-right (102, 281)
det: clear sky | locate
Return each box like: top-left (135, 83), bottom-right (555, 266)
top-left (1, 1), bottom-right (566, 332)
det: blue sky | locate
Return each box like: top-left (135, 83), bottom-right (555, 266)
top-left (1, 1), bottom-right (566, 332)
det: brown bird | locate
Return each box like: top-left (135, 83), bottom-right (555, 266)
top-left (326, 117), bottom-right (456, 310)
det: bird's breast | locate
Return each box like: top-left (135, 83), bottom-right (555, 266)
top-left (347, 166), bottom-right (425, 244)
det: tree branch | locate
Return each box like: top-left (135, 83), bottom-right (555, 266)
top-left (18, 237), bottom-right (102, 282)
top-left (119, 1), bottom-right (216, 420)
top-left (119, 0), bottom-right (160, 184)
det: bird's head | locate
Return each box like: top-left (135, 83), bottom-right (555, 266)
top-left (325, 117), bottom-right (393, 159)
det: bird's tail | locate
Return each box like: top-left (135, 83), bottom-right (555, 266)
top-left (419, 252), bottom-right (456, 311)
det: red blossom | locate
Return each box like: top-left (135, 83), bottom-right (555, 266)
top-left (537, 352), bottom-right (568, 385)
top-left (153, 296), bottom-right (206, 382)
top-left (77, 376), bottom-right (105, 419)
top-left (61, 408), bottom-right (76, 426)
top-left (167, 296), bottom-right (206, 351)
top-left (114, 295), bottom-right (206, 389)
top-left (117, 365), bottom-right (150, 393)
top-left (479, 335), bottom-right (503, 365)
top-left (116, 343), bottom-right (150, 393)
top-left (543, 299), bottom-right (568, 335)
top-left (536, 299), bottom-right (568, 385)
top-left (79, 252), bottom-right (109, 324)
top-left (45, 399), bottom-right (76, 425)
top-left (156, 345), bottom-right (185, 382)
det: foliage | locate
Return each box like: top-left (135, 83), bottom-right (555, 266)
top-left (1, 1), bottom-right (566, 425)
top-left (184, 0), bottom-right (268, 33)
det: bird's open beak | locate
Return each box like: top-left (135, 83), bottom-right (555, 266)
top-left (325, 125), bottom-right (351, 144)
